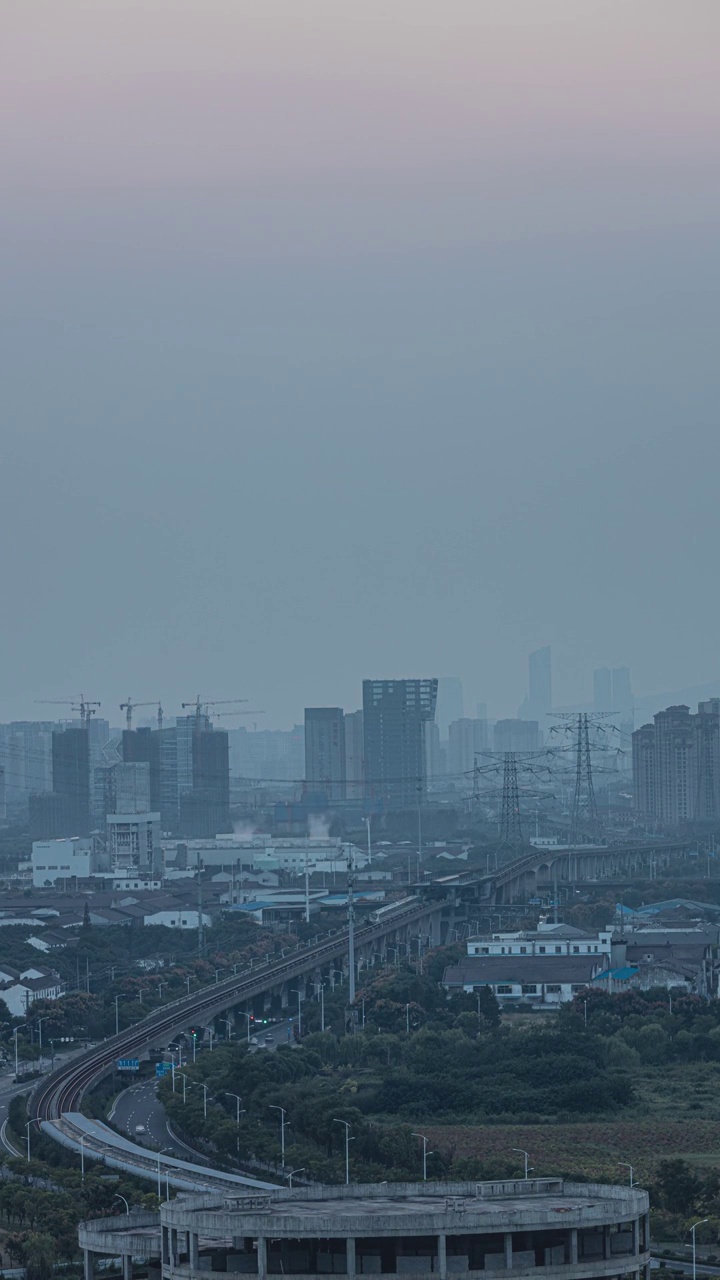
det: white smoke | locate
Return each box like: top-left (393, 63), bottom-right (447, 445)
top-left (307, 813), bottom-right (331, 839)
top-left (232, 820), bottom-right (257, 839)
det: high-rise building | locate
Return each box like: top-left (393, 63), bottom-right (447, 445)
top-left (51, 726), bottom-right (90, 835)
top-left (632, 700), bottom-right (720, 824)
top-left (185, 727), bottom-right (231, 837)
top-left (448, 718), bottom-right (489, 778)
top-left (518, 648), bottom-right (552, 735)
top-left (593, 668), bottom-right (613, 713)
top-left (435, 678), bottom-right (464, 740)
top-left (0, 721), bottom-right (55, 818)
top-left (106, 812), bottom-right (161, 874)
top-left (344, 710), bottom-right (364, 801)
top-left (304, 708), bottom-right (346, 802)
top-left (494, 719), bottom-right (542, 754)
top-left (362, 678), bottom-right (438, 809)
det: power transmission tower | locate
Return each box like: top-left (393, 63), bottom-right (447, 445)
top-left (569, 713), bottom-right (601, 845)
top-left (498, 753), bottom-right (524, 856)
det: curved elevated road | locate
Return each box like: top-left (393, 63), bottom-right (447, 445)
top-left (30, 899), bottom-right (441, 1191)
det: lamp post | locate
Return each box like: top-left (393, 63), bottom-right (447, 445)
top-left (225, 1093), bottom-right (245, 1153)
top-left (35, 1017), bottom-right (46, 1068)
top-left (79, 1133), bottom-right (88, 1182)
top-left (25, 1118), bottom-right (41, 1162)
top-left (236, 1012), bottom-right (252, 1043)
top-left (291, 989), bottom-right (303, 1038)
top-left (333, 1118), bottom-right (352, 1185)
top-left (405, 1004), bottom-right (410, 1034)
top-left (115, 995), bottom-right (121, 1036)
top-left (692, 1219), bottom-right (709, 1280)
top-left (269, 1105), bottom-right (288, 1168)
top-left (221, 1018), bottom-right (233, 1041)
top-left (285, 1168), bottom-right (305, 1189)
top-left (412, 1133), bottom-right (434, 1181)
top-left (115, 1194), bottom-right (130, 1215)
top-left (178, 1072), bottom-right (190, 1104)
top-left (314, 983), bottom-right (325, 1033)
top-left (13, 1024), bottom-right (27, 1079)
top-left (617, 1162), bottom-right (634, 1187)
top-left (198, 1083), bottom-right (209, 1118)
top-left (512, 1149), bottom-right (531, 1180)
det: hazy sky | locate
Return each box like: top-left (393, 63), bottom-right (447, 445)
top-left (2, 1), bottom-right (719, 726)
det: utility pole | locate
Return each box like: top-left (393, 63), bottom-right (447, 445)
top-left (347, 845), bottom-right (356, 1004)
top-left (197, 849), bottom-right (205, 956)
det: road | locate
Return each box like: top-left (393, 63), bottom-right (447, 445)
top-left (109, 1027), bottom-right (290, 1163)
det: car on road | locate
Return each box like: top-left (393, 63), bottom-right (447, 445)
top-left (135, 1124), bottom-right (147, 1135)
top-left (263, 1034), bottom-right (273, 1044)
top-left (250, 1036), bottom-right (258, 1045)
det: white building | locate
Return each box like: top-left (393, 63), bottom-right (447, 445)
top-left (0, 964), bottom-right (64, 1016)
top-left (32, 838), bottom-right (93, 887)
top-left (143, 908), bottom-right (211, 929)
top-left (467, 923), bottom-right (612, 960)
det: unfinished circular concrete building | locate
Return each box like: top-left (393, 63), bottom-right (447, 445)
top-left (79, 1178), bottom-right (650, 1280)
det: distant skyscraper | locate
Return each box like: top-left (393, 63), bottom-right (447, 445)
top-left (612, 667), bottom-right (633, 718)
top-left (190, 727), bottom-right (230, 835)
top-left (593, 668), bottom-right (613, 712)
top-left (362, 678), bottom-right (438, 809)
top-left (519, 648), bottom-right (552, 734)
top-left (448, 718), bottom-right (488, 778)
top-left (51, 726), bottom-right (90, 835)
top-left (304, 708), bottom-right (346, 802)
top-left (436, 678), bottom-right (464, 739)
top-left (494, 719), bottom-right (542, 754)
top-left (344, 710), bottom-right (364, 801)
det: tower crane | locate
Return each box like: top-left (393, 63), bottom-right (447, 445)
top-left (181, 697), bottom-right (248, 731)
top-left (120, 699), bottom-right (164, 731)
top-left (211, 710), bottom-right (265, 720)
top-left (36, 695), bottom-right (101, 728)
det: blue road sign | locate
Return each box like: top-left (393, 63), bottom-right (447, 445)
top-left (155, 1062), bottom-right (171, 1078)
top-left (118, 1058), bottom-right (140, 1072)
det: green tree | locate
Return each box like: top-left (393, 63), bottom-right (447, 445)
top-left (477, 986), bottom-right (501, 1029)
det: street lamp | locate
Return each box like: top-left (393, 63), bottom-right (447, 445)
top-left (405, 1004), bottom-right (411, 1034)
top-left (412, 1133), bottom-right (434, 1181)
top-left (24, 1118), bottom-right (41, 1162)
top-left (513, 1149), bottom-right (530, 1180)
top-left (617, 1162), bottom-right (634, 1187)
top-left (236, 1012), bottom-right (252, 1043)
top-left (198, 1082), bottom-right (210, 1118)
top-left (285, 1168), bottom-right (305, 1189)
top-left (314, 984), bottom-right (325, 1033)
top-left (79, 1133), bottom-right (88, 1182)
top-left (114, 1194), bottom-right (130, 1215)
top-left (225, 1093), bottom-right (245, 1153)
top-left (291, 989), bottom-right (303, 1038)
top-left (177, 1072), bottom-right (190, 1104)
top-left (269, 1105), bottom-right (288, 1168)
top-left (35, 1017), bottom-right (47, 1068)
top-left (115, 995), bottom-right (121, 1036)
top-left (221, 1019), bottom-right (233, 1041)
top-left (333, 1118), bottom-right (353, 1186)
top-left (692, 1219), bottom-right (709, 1280)
top-left (13, 1024), bottom-right (27, 1080)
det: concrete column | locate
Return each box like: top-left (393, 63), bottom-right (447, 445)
top-left (632, 1218), bottom-right (640, 1256)
top-left (171, 1228), bottom-right (179, 1267)
top-left (162, 1227), bottom-right (170, 1267)
top-left (569, 1230), bottom-right (578, 1264)
top-left (257, 1237), bottom-right (267, 1279)
top-left (122, 1255), bottom-right (132, 1280)
top-left (603, 1227), bottom-right (610, 1260)
top-left (503, 1234), bottom-right (513, 1270)
top-left (83, 1251), bottom-right (95, 1280)
top-left (190, 1232), bottom-right (199, 1270)
top-left (437, 1233), bottom-right (447, 1279)
top-left (346, 1238), bottom-right (356, 1278)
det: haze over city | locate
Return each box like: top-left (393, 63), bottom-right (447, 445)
top-left (2, 1), bottom-right (720, 726)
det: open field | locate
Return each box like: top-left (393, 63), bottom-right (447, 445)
top-left (424, 1063), bottom-right (720, 1184)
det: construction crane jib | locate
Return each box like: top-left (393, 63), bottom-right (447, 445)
top-left (120, 699), bottom-right (164, 730)
top-left (181, 697), bottom-right (249, 730)
top-left (36, 695), bottom-right (101, 728)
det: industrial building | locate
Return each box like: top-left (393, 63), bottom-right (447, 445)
top-left (79, 1179), bottom-right (650, 1280)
